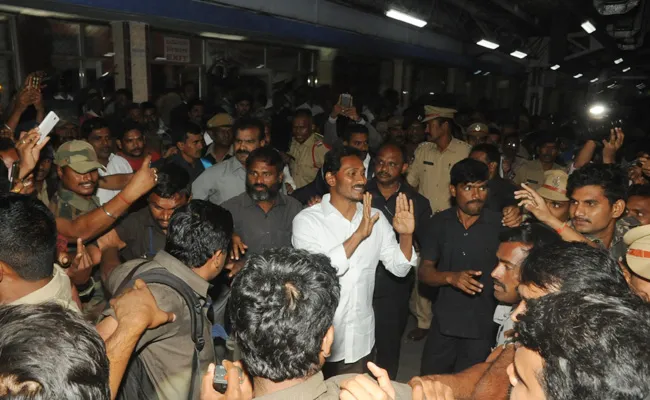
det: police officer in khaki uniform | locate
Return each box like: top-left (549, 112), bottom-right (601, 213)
top-left (536, 170), bottom-right (571, 223)
top-left (514, 134), bottom-right (566, 190)
top-left (406, 105), bottom-right (471, 341)
top-left (465, 122), bottom-right (489, 147)
top-left (288, 109), bottom-right (330, 188)
top-left (622, 225), bottom-right (650, 302)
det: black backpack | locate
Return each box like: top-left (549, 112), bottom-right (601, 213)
top-left (113, 262), bottom-right (206, 400)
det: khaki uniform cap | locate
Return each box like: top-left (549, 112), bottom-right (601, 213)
top-left (422, 106), bottom-right (457, 122)
top-left (54, 140), bottom-right (105, 174)
top-left (537, 170), bottom-right (569, 202)
top-left (207, 113), bottom-right (234, 129)
top-left (466, 123), bottom-right (489, 138)
top-left (624, 225), bottom-right (650, 279)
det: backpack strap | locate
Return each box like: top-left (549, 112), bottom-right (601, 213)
top-left (117, 267), bottom-right (205, 400)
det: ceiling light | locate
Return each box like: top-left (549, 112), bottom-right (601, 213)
top-left (590, 78), bottom-right (599, 83)
top-left (200, 32), bottom-right (247, 41)
top-left (429, 92), bottom-right (435, 95)
top-left (550, 64), bottom-right (560, 71)
top-left (510, 50), bottom-right (528, 59)
top-left (402, 90), bottom-right (409, 94)
top-left (103, 52), bottom-right (115, 57)
top-left (607, 83), bottom-right (617, 89)
top-left (474, 70), bottom-right (483, 75)
top-left (614, 58), bottom-right (624, 64)
top-left (483, 71), bottom-right (491, 76)
top-left (256, 64), bottom-right (265, 69)
top-left (623, 67), bottom-right (631, 72)
top-left (573, 73), bottom-right (583, 78)
top-left (477, 39), bottom-right (499, 50)
top-left (637, 83), bottom-right (646, 89)
top-left (154, 57), bottom-right (167, 61)
top-left (386, 9), bottom-right (427, 28)
top-left (589, 104), bottom-right (607, 116)
top-left (581, 20), bottom-right (596, 34)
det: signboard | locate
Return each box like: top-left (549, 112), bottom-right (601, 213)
top-left (164, 37), bottom-right (191, 63)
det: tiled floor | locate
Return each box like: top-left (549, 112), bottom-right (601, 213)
top-left (395, 316), bottom-right (427, 383)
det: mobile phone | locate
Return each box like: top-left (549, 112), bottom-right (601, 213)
top-left (212, 364), bottom-right (243, 394)
top-left (37, 111), bottom-right (60, 144)
top-left (339, 93), bottom-right (353, 108)
top-left (30, 75), bottom-right (41, 89)
top-left (9, 161), bottom-right (19, 188)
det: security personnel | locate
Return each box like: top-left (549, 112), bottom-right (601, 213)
top-left (406, 105), bottom-right (471, 342)
top-left (513, 134), bottom-right (566, 190)
top-left (288, 109), bottom-right (330, 188)
top-left (407, 106), bottom-right (472, 213)
top-left (623, 225), bottom-right (650, 301)
top-left (465, 122), bottom-right (489, 147)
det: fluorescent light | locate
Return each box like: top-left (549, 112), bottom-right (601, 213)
top-left (581, 20), bottom-right (596, 34)
top-left (386, 9), bottom-right (427, 28)
top-left (429, 92), bottom-right (435, 95)
top-left (315, 78), bottom-right (318, 85)
top-left (637, 83), bottom-right (646, 89)
top-left (615, 58), bottom-right (624, 64)
top-left (402, 91), bottom-right (409, 95)
top-left (510, 50), bottom-right (528, 59)
top-left (477, 39), bottom-right (500, 50)
top-left (623, 67), bottom-right (631, 72)
top-left (590, 78), bottom-right (599, 83)
top-left (474, 70), bottom-right (482, 75)
top-left (550, 64), bottom-right (560, 70)
top-left (256, 64), bottom-right (265, 69)
top-left (483, 71), bottom-right (491, 76)
top-left (589, 104), bottom-right (606, 116)
top-left (154, 57), bottom-right (167, 61)
top-left (103, 52), bottom-right (115, 57)
top-left (200, 32), bottom-right (247, 41)
top-left (607, 83), bottom-right (617, 89)
top-left (573, 73), bottom-right (583, 78)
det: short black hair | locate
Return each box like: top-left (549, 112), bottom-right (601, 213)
top-left (152, 164), bottom-right (191, 199)
top-left (245, 146), bottom-right (285, 173)
top-left (535, 132), bottom-right (559, 148)
top-left (520, 241), bottom-right (631, 297)
top-left (164, 200), bottom-right (233, 269)
top-left (115, 88), bottom-right (133, 101)
top-left (0, 194), bottom-right (56, 280)
top-left (516, 292), bottom-right (650, 400)
top-left (232, 117), bottom-right (265, 141)
top-left (293, 108), bottom-right (313, 121)
top-left (377, 141), bottom-right (408, 165)
top-left (230, 248), bottom-right (340, 382)
top-left (323, 146), bottom-right (364, 176)
top-left (0, 303), bottom-right (110, 399)
top-left (116, 120), bottom-right (144, 141)
top-left (187, 99), bottom-right (205, 111)
top-left (567, 164), bottom-right (627, 205)
top-left (488, 125), bottom-right (501, 136)
top-left (498, 223), bottom-right (561, 249)
top-left (0, 137), bottom-right (15, 152)
top-left (343, 124), bottom-right (369, 142)
top-left (171, 121), bottom-right (202, 145)
top-left (233, 91), bottom-right (253, 104)
top-left (81, 118), bottom-right (111, 139)
top-left (140, 101), bottom-right (156, 112)
top-left (450, 158), bottom-right (489, 186)
top-left (125, 103), bottom-right (140, 113)
top-left (470, 143), bottom-right (501, 165)
top-left (628, 184), bottom-right (650, 199)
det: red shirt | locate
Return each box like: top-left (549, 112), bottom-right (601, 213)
top-left (123, 151), bottom-right (161, 171)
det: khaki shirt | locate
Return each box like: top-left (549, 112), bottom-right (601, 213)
top-left (406, 138), bottom-right (471, 212)
top-left (103, 251), bottom-right (215, 400)
top-left (255, 372), bottom-right (412, 400)
top-left (288, 133), bottom-right (329, 189)
top-left (10, 264), bottom-right (80, 313)
top-left (49, 187), bottom-right (100, 220)
top-left (36, 180), bottom-right (49, 207)
top-left (513, 160), bottom-right (566, 190)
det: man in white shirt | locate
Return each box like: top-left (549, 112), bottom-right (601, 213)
top-left (81, 118), bottom-right (133, 204)
top-left (292, 145), bottom-right (418, 377)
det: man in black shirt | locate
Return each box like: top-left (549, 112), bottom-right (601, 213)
top-left (156, 121), bottom-right (205, 183)
top-left (418, 158), bottom-right (505, 375)
top-left (469, 143), bottom-right (518, 213)
top-left (367, 142), bottom-right (432, 379)
top-left (97, 164), bottom-right (190, 278)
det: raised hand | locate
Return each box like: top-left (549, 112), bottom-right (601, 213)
top-left (66, 238), bottom-right (96, 286)
top-left (355, 192), bottom-right (380, 240)
top-left (16, 128), bottom-right (50, 178)
top-left (514, 183), bottom-right (553, 224)
top-left (121, 155), bottom-right (158, 203)
top-left (501, 205), bottom-right (522, 228)
top-left (392, 193), bottom-right (415, 235)
top-left (448, 270), bottom-right (483, 295)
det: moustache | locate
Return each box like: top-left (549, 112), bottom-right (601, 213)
top-left (236, 150), bottom-right (250, 156)
top-left (467, 200), bottom-right (484, 205)
top-left (494, 280), bottom-right (505, 290)
top-left (376, 172), bottom-right (390, 178)
top-left (573, 217), bottom-right (591, 224)
top-left (253, 184), bottom-right (269, 190)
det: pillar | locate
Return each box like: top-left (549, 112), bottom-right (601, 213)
top-left (317, 48), bottom-right (337, 87)
top-left (110, 21), bottom-right (126, 90)
top-left (129, 21), bottom-right (149, 102)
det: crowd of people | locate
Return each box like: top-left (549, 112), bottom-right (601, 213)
top-left (1, 70), bottom-right (650, 400)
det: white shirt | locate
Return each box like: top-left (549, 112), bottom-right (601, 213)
top-left (292, 194), bottom-right (418, 363)
top-left (96, 154), bottom-right (133, 205)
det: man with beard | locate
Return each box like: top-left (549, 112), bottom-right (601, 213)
top-left (514, 134), bottom-right (566, 190)
top-left (192, 117), bottom-right (266, 205)
top-left (292, 146), bottom-right (418, 377)
top-left (82, 118), bottom-right (133, 205)
top-left (418, 158), bottom-right (505, 375)
top-left (116, 121), bottom-right (161, 171)
top-left (366, 142), bottom-right (432, 379)
top-left (222, 147), bottom-right (302, 263)
top-left (97, 164), bottom-right (191, 267)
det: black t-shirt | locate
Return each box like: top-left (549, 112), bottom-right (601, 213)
top-left (421, 207), bottom-right (505, 339)
top-left (115, 207), bottom-right (167, 262)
